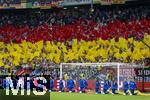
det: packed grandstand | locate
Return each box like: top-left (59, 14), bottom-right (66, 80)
top-left (0, 5), bottom-right (150, 67)
top-left (0, 0), bottom-right (150, 97)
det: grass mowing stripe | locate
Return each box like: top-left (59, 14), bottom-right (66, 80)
top-left (50, 92), bottom-right (150, 100)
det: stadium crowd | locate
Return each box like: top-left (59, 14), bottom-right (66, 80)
top-left (0, 5), bottom-right (150, 71)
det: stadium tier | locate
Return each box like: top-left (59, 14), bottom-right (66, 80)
top-left (0, 5), bottom-right (150, 68)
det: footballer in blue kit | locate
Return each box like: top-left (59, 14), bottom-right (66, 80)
top-left (83, 79), bottom-right (88, 90)
top-left (111, 80), bottom-right (118, 94)
top-left (59, 79), bottom-right (64, 92)
top-left (78, 78), bottom-right (88, 93)
top-left (129, 80), bottom-right (137, 95)
top-left (123, 80), bottom-right (129, 95)
top-left (95, 78), bottom-right (101, 94)
top-left (103, 80), bottom-right (111, 94)
top-left (78, 79), bottom-right (85, 93)
top-left (50, 77), bottom-right (54, 92)
top-left (66, 78), bottom-right (75, 93)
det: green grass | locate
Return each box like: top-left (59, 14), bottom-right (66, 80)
top-left (1, 89), bottom-right (150, 100)
top-left (51, 92), bottom-right (150, 100)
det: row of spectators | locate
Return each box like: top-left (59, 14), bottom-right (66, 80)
top-left (0, 5), bottom-right (150, 26)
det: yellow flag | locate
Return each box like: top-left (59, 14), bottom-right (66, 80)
top-left (0, 61), bottom-right (4, 66)
top-left (13, 60), bottom-right (19, 66)
top-left (110, 38), bottom-right (115, 46)
top-left (128, 37), bottom-right (134, 43)
top-left (0, 42), bottom-right (4, 48)
top-left (4, 65), bottom-right (11, 69)
top-left (114, 52), bottom-right (121, 59)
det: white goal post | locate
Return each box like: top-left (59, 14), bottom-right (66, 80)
top-left (60, 62), bottom-right (143, 91)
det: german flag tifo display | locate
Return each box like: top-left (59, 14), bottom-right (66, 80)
top-left (0, 2), bottom-right (150, 100)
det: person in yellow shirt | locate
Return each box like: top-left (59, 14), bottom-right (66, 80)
top-left (64, 73), bottom-right (68, 80)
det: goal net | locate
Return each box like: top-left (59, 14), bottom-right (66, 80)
top-left (60, 62), bottom-right (143, 91)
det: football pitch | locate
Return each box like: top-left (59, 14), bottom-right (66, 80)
top-left (0, 89), bottom-right (150, 100)
top-left (50, 92), bottom-right (150, 100)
